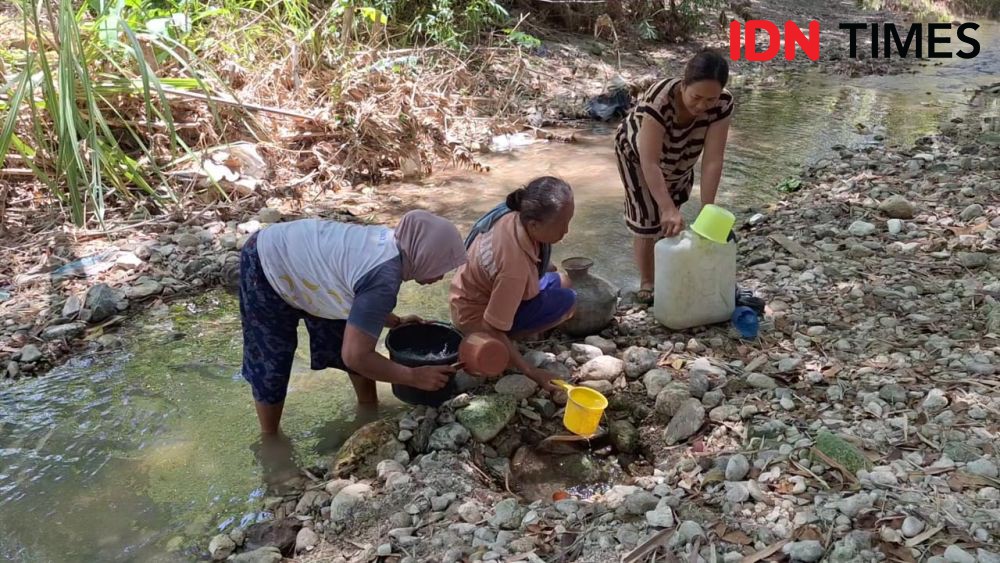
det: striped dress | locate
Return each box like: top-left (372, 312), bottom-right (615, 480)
top-left (614, 77), bottom-right (734, 237)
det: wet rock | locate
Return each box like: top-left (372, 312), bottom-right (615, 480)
top-left (624, 491), bottom-right (659, 515)
top-left (609, 419), bottom-right (639, 453)
top-left (663, 399), bottom-right (705, 445)
top-left (921, 388), bottom-right (949, 412)
top-left (746, 373), bottom-right (777, 389)
top-left (209, 534), bottom-right (236, 560)
top-left (848, 221), bottom-right (877, 237)
top-left (429, 423), bottom-right (471, 451)
top-left (494, 374), bottom-right (537, 400)
top-left (643, 369), bottom-right (673, 398)
top-left (783, 540), bottom-right (824, 562)
top-left (879, 195), bottom-right (915, 219)
top-left (231, 546), bottom-right (283, 563)
top-left (489, 498), bottom-right (525, 530)
top-left (726, 454), bottom-right (750, 481)
top-left (585, 335), bottom-right (617, 355)
top-left (456, 394), bottom-right (517, 442)
top-left (295, 527), bottom-right (319, 553)
top-left (623, 346), bottom-right (659, 379)
top-left (959, 203), bottom-right (983, 221)
top-left (570, 343), bottom-right (603, 364)
top-left (329, 483), bottom-right (374, 523)
top-left (245, 518), bottom-right (301, 556)
top-left (944, 545), bottom-right (976, 563)
top-left (578, 356), bottom-right (624, 382)
top-left (967, 457), bottom-right (999, 479)
top-left (41, 322), bottom-right (85, 341)
top-left (19, 344), bottom-right (42, 364)
top-left (901, 516), bottom-right (925, 538)
top-left (654, 383), bottom-right (691, 419)
top-left (330, 418), bottom-right (404, 478)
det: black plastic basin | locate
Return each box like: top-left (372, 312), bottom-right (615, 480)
top-left (386, 322), bottom-right (462, 407)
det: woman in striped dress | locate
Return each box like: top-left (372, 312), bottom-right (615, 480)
top-left (615, 49), bottom-right (733, 304)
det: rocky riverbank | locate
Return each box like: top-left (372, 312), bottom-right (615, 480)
top-left (198, 113), bottom-right (998, 563)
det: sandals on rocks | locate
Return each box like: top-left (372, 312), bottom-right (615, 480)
top-left (635, 287), bottom-right (654, 306)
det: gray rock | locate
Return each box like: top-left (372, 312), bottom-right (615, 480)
top-left (127, 277), bottom-right (163, 299)
top-left (209, 534), bottom-right (236, 560)
top-left (783, 540), bottom-right (824, 562)
top-left (655, 383), bottom-right (692, 419)
top-left (584, 335), bottom-right (617, 354)
top-left (959, 203), bottom-right (983, 221)
top-left (458, 500), bottom-right (484, 523)
top-left (879, 384), bottom-right (907, 404)
top-left (83, 283), bottom-right (120, 323)
top-left (879, 195), bottom-right (915, 219)
top-left (967, 458), bottom-right (999, 479)
top-left (688, 371), bottom-right (710, 399)
top-left (623, 346), bottom-right (659, 379)
top-left (901, 516), bottom-right (924, 538)
top-left (258, 208), bottom-right (282, 223)
top-left (922, 388), bottom-right (949, 412)
top-left (570, 343), bottom-right (603, 364)
top-left (777, 357), bottom-right (802, 373)
top-left (725, 454), bottom-right (750, 481)
top-left (834, 493), bottom-right (874, 517)
top-left (578, 356), bottom-right (624, 382)
top-left (432, 493), bottom-right (457, 512)
top-left (600, 485), bottom-right (641, 510)
top-left (943, 545), bottom-right (976, 563)
top-left (456, 395), bottom-right (517, 442)
top-left (6, 361), bottom-right (20, 378)
top-left (977, 549), bottom-right (1000, 563)
top-left (62, 295), bottom-right (83, 318)
top-left (295, 527), bottom-right (319, 553)
top-left (609, 419), bottom-right (639, 454)
top-left (725, 482), bottom-right (750, 503)
top-left (957, 252), bottom-right (988, 269)
top-left (494, 374), bottom-right (538, 400)
top-left (489, 498), bottom-right (525, 530)
top-left (527, 397), bottom-right (556, 418)
top-left (643, 369), bottom-right (673, 398)
top-left (377, 460), bottom-right (405, 480)
top-left (702, 390), bottom-right (724, 408)
top-left (887, 219), bottom-right (903, 235)
top-left (231, 547), bottom-right (283, 563)
top-left (19, 344), bottom-right (42, 364)
top-left (324, 479), bottom-right (352, 497)
top-left (175, 232), bottom-right (201, 248)
top-left (624, 491), bottom-right (659, 515)
top-left (848, 221), bottom-right (877, 237)
top-left (329, 483), bottom-right (373, 523)
top-left (710, 405), bottom-right (740, 422)
top-left (41, 322), bottom-right (85, 341)
top-left (663, 399), bottom-right (705, 445)
top-left (747, 373), bottom-right (777, 389)
top-left (229, 528), bottom-right (245, 547)
top-left (676, 521), bottom-right (704, 543)
top-left (645, 504), bottom-right (675, 528)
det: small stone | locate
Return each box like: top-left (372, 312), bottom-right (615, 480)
top-left (956, 252), bottom-right (988, 269)
top-left (777, 357), bottom-right (802, 373)
top-left (570, 343), bottom-right (603, 364)
top-left (887, 219), bottom-right (903, 235)
top-left (848, 221), bottom-right (877, 237)
top-left (19, 344), bottom-right (42, 364)
top-left (456, 395), bottom-right (517, 442)
top-left (783, 540), bottom-right (824, 562)
top-left (688, 371), bottom-right (710, 399)
top-left (624, 491), bottom-right (659, 515)
top-left (238, 220), bottom-right (262, 234)
top-left (115, 252), bottom-right (143, 270)
top-left (609, 419), bottom-right (639, 454)
top-left (258, 208), bottom-right (282, 223)
top-left (702, 390), bottom-right (724, 408)
top-left (967, 458), bottom-right (999, 479)
top-left (676, 521), bottom-right (704, 543)
top-left (389, 512), bottom-right (413, 528)
top-left (654, 383), bottom-right (691, 419)
top-left (429, 422), bottom-right (471, 451)
top-left (879, 384), bottom-right (908, 404)
top-left (377, 543), bottom-right (392, 557)
top-left (127, 277), bottom-right (163, 299)
top-left (879, 195), bottom-right (915, 219)
top-left (489, 498), bottom-right (525, 530)
top-left (295, 527), bottom-right (319, 553)
top-left (943, 545), bottom-right (976, 563)
top-left (457, 500), bottom-right (484, 523)
top-left (686, 338), bottom-right (705, 353)
top-left (725, 482), bottom-right (750, 503)
top-left (584, 335), bottom-right (617, 354)
top-left (747, 373), bottom-right (777, 389)
top-left (645, 505), bottom-right (675, 528)
top-left (377, 460), bottom-right (405, 480)
top-left (663, 399), bottom-right (704, 445)
top-left (494, 374), bottom-right (538, 400)
top-left (922, 389), bottom-right (949, 412)
top-left (324, 479), bottom-right (352, 497)
top-left (209, 534), bottom-right (236, 560)
top-left (901, 516), bottom-right (924, 538)
top-left (578, 356), bottom-right (624, 382)
top-left (623, 346), bottom-right (660, 379)
top-left (41, 322), bottom-right (85, 341)
top-left (726, 455), bottom-right (750, 481)
top-left (643, 369), bottom-right (673, 398)
top-left (432, 493), bottom-right (457, 512)
top-left (62, 295), bottom-right (83, 318)
top-left (959, 203), bottom-right (983, 221)
top-left (176, 232), bottom-right (201, 248)
top-left (329, 483), bottom-right (373, 523)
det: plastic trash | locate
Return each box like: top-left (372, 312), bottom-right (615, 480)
top-left (51, 249), bottom-right (119, 279)
top-left (731, 306), bottom-right (759, 339)
top-left (735, 286), bottom-right (765, 316)
top-left (586, 87), bottom-right (631, 121)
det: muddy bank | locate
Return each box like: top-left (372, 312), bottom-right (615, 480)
top-left (200, 114), bottom-right (998, 563)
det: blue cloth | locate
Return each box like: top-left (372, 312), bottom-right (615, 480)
top-left (239, 232), bottom-right (400, 405)
top-left (509, 272), bottom-right (576, 334)
top-left (466, 202), bottom-right (551, 278)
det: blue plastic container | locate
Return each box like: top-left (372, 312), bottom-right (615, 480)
top-left (731, 306), bottom-right (759, 339)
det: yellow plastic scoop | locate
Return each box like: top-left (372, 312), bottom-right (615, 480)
top-left (551, 379), bottom-right (608, 437)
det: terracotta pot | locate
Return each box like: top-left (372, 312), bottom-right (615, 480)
top-left (458, 332), bottom-right (508, 377)
top-left (560, 257), bottom-right (617, 337)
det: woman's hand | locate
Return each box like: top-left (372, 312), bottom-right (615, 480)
top-left (526, 367), bottom-right (561, 393)
top-left (408, 365), bottom-right (454, 390)
top-left (660, 205), bottom-right (685, 237)
top-left (387, 314), bottom-right (425, 328)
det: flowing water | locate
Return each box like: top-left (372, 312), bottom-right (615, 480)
top-left (1, 22), bottom-right (997, 562)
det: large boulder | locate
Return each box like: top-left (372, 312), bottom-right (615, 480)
top-left (330, 418), bottom-right (405, 479)
top-left (456, 394), bottom-right (517, 442)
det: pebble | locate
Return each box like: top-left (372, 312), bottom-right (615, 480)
top-left (747, 373), bottom-right (777, 389)
top-left (783, 540), bottom-right (825, 562)
top-left (624, 491), bottom-right (659, 515)
top-left (725, 482), bottom-right (750, 503)
top-left (663, 399), bottom-right (705, 445)
top-left (19, 345), bottom-right (42, 364)
top-left (645, 504), bottom-right (675, 528)
top-left (879, 195), bottom-right (915, 219)
top-left (848, 221), bottom-right (877, 237)
top-left (967, 458), bottom-right (999, 479)
top-left (725, 455), bottom-right (750, 481)
top-left (944, 545), bottom-right (976, 563)
top-left (959, 203), bottom-right (983, 221)
top-left (643, 369), bottom-right (673, 398)
top-left (584, 335), bottom-right (617, 354)
top-left (922, 388), bottom-right (949, 412)
top-left (493, 374), bottom-right (538, 400)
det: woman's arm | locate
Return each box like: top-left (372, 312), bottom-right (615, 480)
top-left (699, 116), bottom-right (731, 206)
top-left (636, 117), bottom-right (672, 212)
top-left (341, 325), bottom-right (451, 390)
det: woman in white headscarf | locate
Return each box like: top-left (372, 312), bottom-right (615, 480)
top-left (239, 210), bottom-right (467, 435)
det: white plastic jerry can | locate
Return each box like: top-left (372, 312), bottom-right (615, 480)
top-left (653, 230), bottom-right (737, 330)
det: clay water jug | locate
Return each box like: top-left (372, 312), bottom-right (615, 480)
top-left (560, 257), bottom-right (618, 336)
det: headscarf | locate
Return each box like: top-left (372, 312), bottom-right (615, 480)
top-left (395, 210), bottom-right (467, 281)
